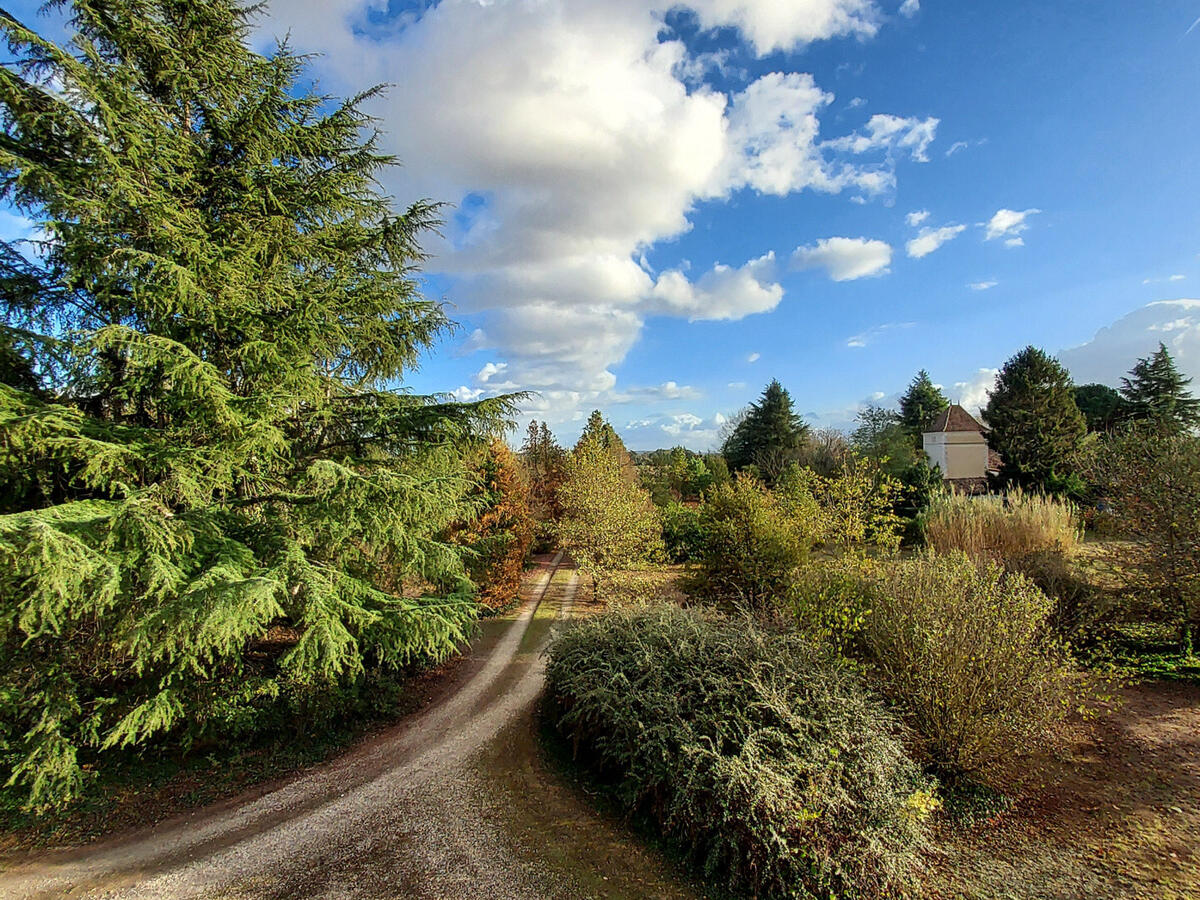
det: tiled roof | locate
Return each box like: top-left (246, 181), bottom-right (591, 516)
top-left (926, 404), bottom-right (986, 434)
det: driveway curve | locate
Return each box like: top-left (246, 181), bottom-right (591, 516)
top-left (0, 555), bottom-right (706, 900)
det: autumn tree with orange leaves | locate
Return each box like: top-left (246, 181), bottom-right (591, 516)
top-left (447, 440), bottom-right (534, 610)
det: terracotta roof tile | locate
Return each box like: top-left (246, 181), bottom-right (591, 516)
top-left (926, 404), bottom-right (986, 434)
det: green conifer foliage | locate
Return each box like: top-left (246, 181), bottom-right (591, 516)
top-left (1120, 343), bottom-right (1200, 433)
top-left (0, 1), bottom-right (513, 808)
top-left (1073, 383), bottom-right (1128, 433)
top-left (983, 347), bottom-right (1085, 491)
top-left (721, 380), bottom-right (808, 482)
top-left (898, 370), bottom-right (949, 440)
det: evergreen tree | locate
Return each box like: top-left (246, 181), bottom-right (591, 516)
top-left (721, 380), bottom-right (808, 482)
top-left (0, 1), bottom-right (513, 809)
top-left (1119, 343), bottom-right (1200, 433)
top-left (577, 408), bottom-right (628, 454)
top-left (1073, 383), bottom-right (1129, 432)
top-left (1091, 428), bottom-right (1200, 653)
top-left (898, 370), bottom-right (949, 439)
top-left (519, 419), bottom-right (566, 545)
top-left (983, 347), bottom-right (1085, 491)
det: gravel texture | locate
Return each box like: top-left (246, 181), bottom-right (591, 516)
top-left (0, 554), bottom-right (676, 900)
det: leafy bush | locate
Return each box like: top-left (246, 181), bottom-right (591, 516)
top-left (1089, 427), bottom-right (1200, 653)
top-left (777, 459), bottom-right (902, 552)
top-left (859, 553), bottom-right (1077, 777)
top-left (602, 570), bottom-right (670, 605)
top-left (695, 478), bottom-right (809, 609)
top-left (895, 460), bottom-right (943, 532)
top-left (545, 605), bottom-right (934, 900)
top-left (661, 502), bottom-right (705, 562)
top-left (923, 489), bottom-right (1080, 564)
top-left (790, 557), bottom-right (878, 655)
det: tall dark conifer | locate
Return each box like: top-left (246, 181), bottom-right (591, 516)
top-left (983, 347), bottom-right (1085, 490)
top-left (898, 370), bottom-right (949, 440)
top-left (0, 0), bottom-right (513, 808)
top-left (1120, 343), bottom-right (1200, 433)
top-left (1073, 383), bottom-right (1128, 432)
top-left (721, 380), bottom-right (808, 482)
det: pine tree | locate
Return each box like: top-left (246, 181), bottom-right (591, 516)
top-left (520, 419), bottom-right (566, 542)
top-left (1073, 383), bottom-right (1129, 432)
top-left (0, 1), bottom-right (514, 809)
top-left (983, 347), bottom-right (1085, 491)
top-left (1120, 343), bottom-right (1200, 433)
top-left (898, 370), bottom-right (949, 439)
top-left (721, 380), bottom-right (809, 482)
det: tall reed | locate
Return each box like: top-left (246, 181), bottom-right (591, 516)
top-left (923, 488), bottom-right (1080, 564)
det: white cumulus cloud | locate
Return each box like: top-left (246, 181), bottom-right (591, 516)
top-left (254, 0), bottom-right (930, 419)
top-left (1058, 300), bottom-right (1200, 385)
top-left (905, 209), bottom-right (930, 227)
top-left (906, 223), bottom-right (967, 259)
top-left (792, 237), bottom-right (893, 281)
top-left (649, 252), bottom-right (784, 320)
top-left (984, 207), bottom-right (1041, 245)
top-left (825, 113), bottom-right (940, 163)
top-left (953, 369), bottom-right (999, 417)
top-left (968, 280), bottom-right (998, 291)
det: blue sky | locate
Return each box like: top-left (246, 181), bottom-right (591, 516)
top-left (10, 0), bottom-right (1200, 449)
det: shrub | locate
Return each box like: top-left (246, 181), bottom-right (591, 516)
top-left (603, 570), bottom-right (670, 605)
top-left (777, 459), bottom-right (902, 552)
top-left (860, 552), bottom-right (1077, 777)
top-left (661, 502), bottom-right (705, 562)
top-left (922, 489), bottom-right (1080, 564)
top-left (545, 605), bottom-right (934, 900)
top-left (790, 556), bottom-right (879, 655)
top-left (695, 478), bottom-right (809, 609)
top-left (1089, 427), bottom-right (1200, 653)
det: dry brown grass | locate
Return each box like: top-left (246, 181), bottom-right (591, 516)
top-left (923, 489), bottom-right (1081, 564)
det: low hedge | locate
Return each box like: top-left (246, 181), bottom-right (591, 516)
top-left (545, 604), bottom-right (934, 899)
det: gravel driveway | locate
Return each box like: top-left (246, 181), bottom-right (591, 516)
top-left (0, 554), bottom-right (702, 900)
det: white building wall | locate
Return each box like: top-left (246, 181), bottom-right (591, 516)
top-left (923, 432), bottom-right (988, 480)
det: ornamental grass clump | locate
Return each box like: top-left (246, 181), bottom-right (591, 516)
top-left (922, 489), bottom-right (1080, 565)
top-left (545, 604), bottom-right (934, 900)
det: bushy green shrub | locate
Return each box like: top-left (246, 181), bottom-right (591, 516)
top-left (790, 557), bottom-right (878, 655)
top-left (545, 605), bottom-right (934, 900)
top-left (860, 552), bottom-right (1077, 777)
top-left (558, 430), bottom-right (664, 596)
top-left (661, 502), bottom-right (705, 562)
top-left (695, 478), bottom-right (809, 608)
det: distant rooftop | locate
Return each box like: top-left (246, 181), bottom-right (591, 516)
top-left (926, 404), bottom-right (986, 434)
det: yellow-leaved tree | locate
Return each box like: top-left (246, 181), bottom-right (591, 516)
top-left (558, 421), bottom-right (662, 596)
